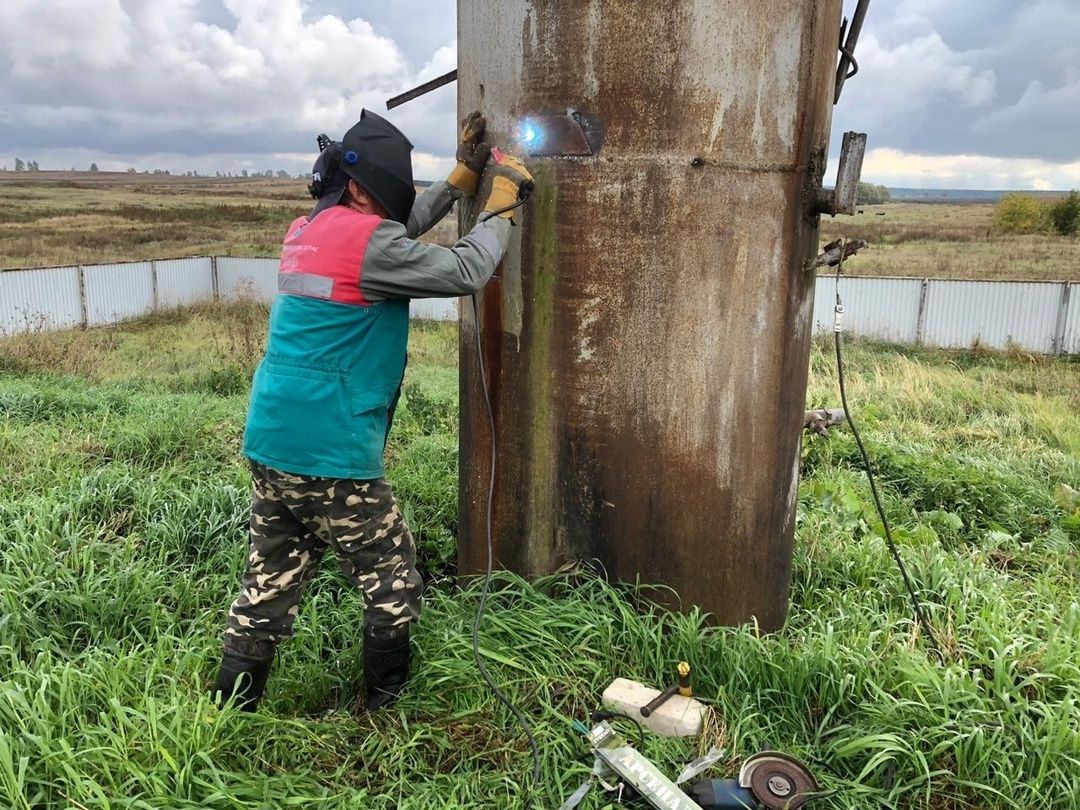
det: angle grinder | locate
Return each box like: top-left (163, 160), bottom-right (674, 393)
top-left (689, 751), bottom-right (820, 809)
top-left (562, 720), bottom-right (821, 810)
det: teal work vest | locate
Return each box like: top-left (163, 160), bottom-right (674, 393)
top-left (243, 211), bottom-right (410, 479)
top-left (243, 295), bottom-right (409, 479)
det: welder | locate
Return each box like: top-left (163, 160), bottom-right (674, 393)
top-left (211, 109), bottom-right (533, 712)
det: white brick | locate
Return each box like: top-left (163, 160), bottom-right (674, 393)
top-left (602, 677), bottom-right (706, 738)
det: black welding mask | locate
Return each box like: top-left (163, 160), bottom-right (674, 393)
top-left (336, 109), bottom-right (416, 225)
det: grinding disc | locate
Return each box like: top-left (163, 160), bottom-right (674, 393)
top-left (738, 752), bottom-right (819, 810)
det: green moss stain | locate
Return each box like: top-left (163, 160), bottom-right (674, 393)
top-left (523, 164), bottom-right (559, 572)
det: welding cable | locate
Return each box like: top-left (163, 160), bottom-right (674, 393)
top-left (478, 196), bottom-right (531, 223)
top-left (831, 250), bottom-right (943, 656)
top-left (469, 291), bottom-right (542, 804)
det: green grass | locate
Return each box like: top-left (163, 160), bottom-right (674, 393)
top-left (1, 309), bottom-right (1078, 808)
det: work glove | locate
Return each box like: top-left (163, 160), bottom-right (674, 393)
top-left (447, 111), bottom-right (491, 196)
top-left (482, 150), bottom-right (534, 220)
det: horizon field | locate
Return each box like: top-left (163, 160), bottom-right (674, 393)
top-left (1, 172), bottom-right (1077, 282)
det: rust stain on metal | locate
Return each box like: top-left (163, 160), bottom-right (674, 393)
top-left (458, 0), bottom-right (844, 630)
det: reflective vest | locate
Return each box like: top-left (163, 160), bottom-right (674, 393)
top-left (242, 207), bottom-right (409, 479)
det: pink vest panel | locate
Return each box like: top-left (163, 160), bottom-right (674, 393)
top-left (278, 207), bottom-right (382, 306)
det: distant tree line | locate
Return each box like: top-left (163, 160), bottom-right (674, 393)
top-left (2, 162), bottom-right (301, 178)
top-left (995, 191), bottom-right (1080, 237)
top-left (856, 182), bottom-right (892, 205)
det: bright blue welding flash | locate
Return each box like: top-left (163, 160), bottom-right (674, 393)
top-left (519, 121), bottom-right (540, 149)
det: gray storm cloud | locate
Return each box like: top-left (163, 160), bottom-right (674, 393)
top-left (0, 0), bottom-right (457, 173)
top-left (833, 0), bottom-right (1080, 167)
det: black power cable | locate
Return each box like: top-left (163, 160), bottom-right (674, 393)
top-left (469, 285), bottom-right (541, 805)
top-left (590, 710), bottom-right (646, 750)
top-left (478, 196), bottom-right (530, 223)
top-left (831, 247), bottom-right (942, 656)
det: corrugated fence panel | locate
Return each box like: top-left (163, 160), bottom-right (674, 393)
top-left (411, 298), bottom-right (459, 321)
top-left (216, 257), bottom-right (278, 303)
top-left (2, 262), bottom-right (1077, 353)
top-left (813, 276), bottom-right (923, 342)
top-left (0, 266), bottom-right (83, 333)
top-left (84, 262), bottom-right (155, 327)
top-left (156, 257), bottom-right (214, 309)
top-left (1064, 283), bottom-right (1080, 355)
top-left (923, 280), bottom-right (1061, 352)
top-left (811, 276), bottom-right (834, 335)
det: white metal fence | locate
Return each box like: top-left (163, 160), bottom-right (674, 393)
top-left (809, 276), bottom-right (1077, 354)
top-left (0, 257), bottom-right (458, 334)
top-left (1, 257), bottom-right (1077, 354)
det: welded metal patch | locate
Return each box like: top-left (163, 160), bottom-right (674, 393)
top-left (814, 131), bottom-right (866, 215)
top-left (833, 132), bottom-right (867, 215)
top-left (518, 113), bottom-right (601, 157)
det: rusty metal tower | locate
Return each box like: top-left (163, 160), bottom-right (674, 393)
top-left (456, 0), bottom-right (855, 630)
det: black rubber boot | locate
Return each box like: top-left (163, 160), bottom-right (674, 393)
top-left (212, 652), bottom-right (273, 712)
top-left (362, 628), bottom-right (411, 711)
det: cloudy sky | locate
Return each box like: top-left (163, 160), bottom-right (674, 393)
top-left (1, 0), bottom-right (1078, 189)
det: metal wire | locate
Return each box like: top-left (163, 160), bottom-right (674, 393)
top-left (834, 0), bottom-right (872, 104)
top-left (469, 291), bottom-right (542, 806)
top-left (832, 245), bottom-right (943, 656)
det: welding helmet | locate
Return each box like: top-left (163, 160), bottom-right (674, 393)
top-left (307, 135), bottom-right (350, 219)
top-left (336, 109), bottom-right (416, 225)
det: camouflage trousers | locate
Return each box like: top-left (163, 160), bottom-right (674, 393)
top-left (223, 461), bottom-right (423, 660)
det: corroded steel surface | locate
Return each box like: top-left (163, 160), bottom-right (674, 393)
top-left (458, 0), bottom-right (842, 630)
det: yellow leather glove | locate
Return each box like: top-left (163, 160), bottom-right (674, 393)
top-left (482, 151), bottom-right (534, 219)
top-left (447, 111), bottom-right (490, 196)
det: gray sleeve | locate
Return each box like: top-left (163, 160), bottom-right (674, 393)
top-left (361, 216), bottom-right (513, 301)
top-left (405, 180), bottom-right (458, 238)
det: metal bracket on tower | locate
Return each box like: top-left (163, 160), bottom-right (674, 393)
top-left (814, 131), bottom-right (867, 216)
top-left (806, 238), bottom-right (868, 273)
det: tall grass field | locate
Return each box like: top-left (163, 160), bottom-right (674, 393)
top-left (1, 306), bottom-right (1078, 808)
